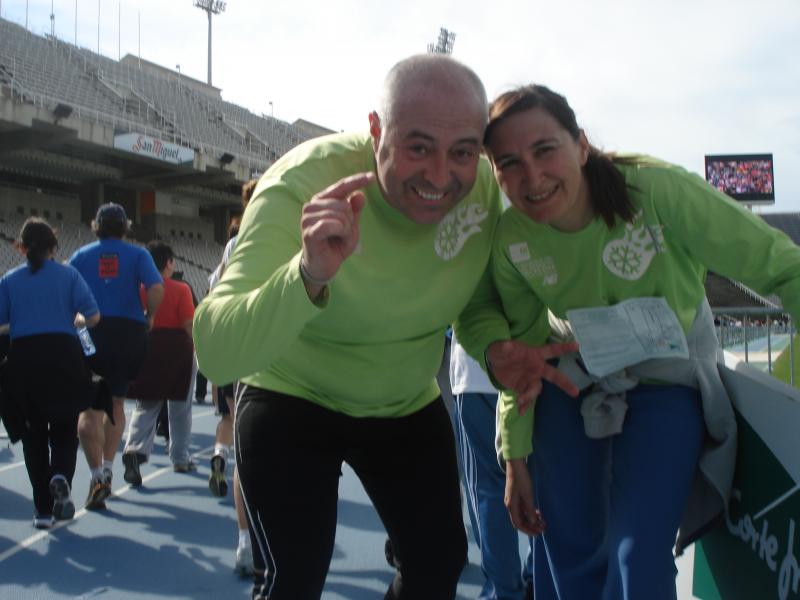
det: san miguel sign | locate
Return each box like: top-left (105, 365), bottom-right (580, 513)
top-left (694, 361), bottom-right (800, 599)
top-left (114, 133), bottom-right (195, 165)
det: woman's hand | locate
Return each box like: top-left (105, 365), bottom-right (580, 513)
top-left (487, 339), bottom-right (579, 415)
top-left (505, 458), bottom-right (546, 536)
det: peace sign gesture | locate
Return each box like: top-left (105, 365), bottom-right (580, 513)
top-left (487, 339), bottom-right (580, 414)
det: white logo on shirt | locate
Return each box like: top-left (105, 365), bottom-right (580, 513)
top-left (509, 242), bottom-right (530, 263)
top-left (517, 256), bottom-right (558, 286)
top-left (434, 202), bottom-right (489, 260)
top-left (602, 212), bottom-right (665, 280)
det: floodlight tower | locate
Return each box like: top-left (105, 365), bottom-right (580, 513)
top-left (427, 27), bottom-right (456, 55)
top-left (194, 0), bottom-right (226, 86)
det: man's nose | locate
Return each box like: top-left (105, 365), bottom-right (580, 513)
top-left (424, 153), bottom-right (451, 189)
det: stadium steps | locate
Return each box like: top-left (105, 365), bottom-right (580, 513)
top-left (706, 272), bottom-right (779, 310)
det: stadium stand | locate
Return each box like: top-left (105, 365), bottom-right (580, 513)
top-left (0, 17), bottom-right (319, 170)
top-left (0, 14), bottom-right (337, 302)
top-left (761, 213), bottom-right (800, 246)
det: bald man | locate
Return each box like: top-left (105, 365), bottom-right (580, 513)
top-left (194, 54), bottom-right (563, 599)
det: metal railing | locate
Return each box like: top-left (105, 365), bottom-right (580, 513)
top-left (713, 307), bottom-right (795, 386)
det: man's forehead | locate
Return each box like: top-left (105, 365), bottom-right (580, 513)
top-left (388, 95), bottom-right (486, 141)
top-left (394, 121), bottom-right (484, 145)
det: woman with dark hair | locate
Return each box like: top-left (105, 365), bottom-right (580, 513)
top-left (479, 84), bottom-right (800, 599)
top-left (0, 218), bottom-right (100, 529)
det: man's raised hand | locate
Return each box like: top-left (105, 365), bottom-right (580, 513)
top-left (300, 172), bottom-right (374, 287)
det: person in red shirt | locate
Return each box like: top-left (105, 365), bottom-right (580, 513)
top-left (121, 241), bottom-right (196, 483)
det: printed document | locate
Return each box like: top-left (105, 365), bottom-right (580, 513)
top-left (566, 297), bottom-right (689, 377)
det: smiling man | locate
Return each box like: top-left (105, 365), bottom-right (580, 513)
top-left (193, 54), bottom-right (511, 600)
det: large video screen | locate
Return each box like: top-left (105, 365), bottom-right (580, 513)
top-left (704, 153), bottom-right (774, 204)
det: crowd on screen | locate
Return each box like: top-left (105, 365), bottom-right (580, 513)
top-left (706, 159), bottom-right (774, 195)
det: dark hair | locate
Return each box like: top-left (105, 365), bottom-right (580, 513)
top-left (241, 179), bottom-right (257, 207)
top-left (93, 218), bottom-right (129, 239)
top-left (19, 217), bottom-right (57, 274)
top-left (146, 240), bottom-right (174, 272)
top-left (227, 217), bottom-right (240, 241)
top-left (485, 84), bottom-right (637, 228)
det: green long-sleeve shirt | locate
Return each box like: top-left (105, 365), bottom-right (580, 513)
top-left (193, 132), bottom-right (508, 417)
top-left (494, 157), bottom-right (800, 458)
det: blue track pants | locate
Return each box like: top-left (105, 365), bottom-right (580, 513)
top-left (531, 382), bottom-right (705, 600)
top-left (454, 392), bottom-right (533, 599)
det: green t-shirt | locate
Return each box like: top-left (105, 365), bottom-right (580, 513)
top-left (494, 157), bottom-right (800, 458)
top-left (193, 132), bottom-right (507, 417)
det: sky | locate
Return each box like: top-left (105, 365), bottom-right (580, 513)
top-left (2, 0), bottom-right (799, 212)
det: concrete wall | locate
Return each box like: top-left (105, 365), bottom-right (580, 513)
top-left (0, 184), bottom-right (81, 223)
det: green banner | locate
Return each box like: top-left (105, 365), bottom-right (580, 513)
top-left (694, 364), bottom-right (800, 599)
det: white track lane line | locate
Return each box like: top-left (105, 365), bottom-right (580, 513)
top-left (0, 462), bottom-right (24, 474)
top-left (0, 408), bottom-right (218, 564)
top-left (0, 409), bottom-right (217, 476)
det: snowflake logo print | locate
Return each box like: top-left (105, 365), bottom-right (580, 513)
top-left (434, 202), bottom-right (489, 260)
top-left (606, 243), bottom-right (643, 278)
top-left (602, 212), bottom-right (663, 281)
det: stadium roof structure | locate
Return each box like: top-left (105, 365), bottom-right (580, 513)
top-left (761, 213), bottom-right (800, 247)
top-left (0, 17), bottom-right (322, 208)
top-left (705, 213), bottom-right (800, 313)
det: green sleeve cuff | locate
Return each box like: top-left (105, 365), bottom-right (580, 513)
top-left (290, 252), bottom-right (330, 309)
top-left (498, 390), bottom-right (534, 460)
top-left (484, 346), bottom-right (509, 391)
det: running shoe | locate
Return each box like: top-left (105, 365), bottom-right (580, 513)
top-left (122, 452), bottom-right (143, 487)
top-left (103, 466), bottom-right (113, 486)
top-left (33, 514), bottom-right (55, 530)
top-left (208, 454), bottom-right (228, 497)
top-left (234, 543), bottom-right (254, 577)
top-left (84, 477), bottom-right (111, 510)
top-left (49, 475), bottom-right (75, 521)
top-left (173, 460), bottom-right (197, 473)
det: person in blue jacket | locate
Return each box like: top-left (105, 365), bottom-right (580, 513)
top-left (0, 218), bottom-right (100, 529)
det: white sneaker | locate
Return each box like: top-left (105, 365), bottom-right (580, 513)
top-left (49, 475), bottom-right (75, 521)
top-left (234, 544), bottom-right (254, 577)
top-left (33, 514), bottom-right (55, 530)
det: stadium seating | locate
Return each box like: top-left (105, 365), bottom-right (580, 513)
top-left (761, 213), bottom-right (800, 246)
top-left (0, 16), bottom-right (317, 172)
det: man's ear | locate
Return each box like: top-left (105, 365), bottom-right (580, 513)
top-left (368, 111), bottom-right (381, 152)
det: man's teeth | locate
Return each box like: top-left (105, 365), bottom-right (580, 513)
top-left (414, 187), bottom-right (444, 201)
top-left (526, 186), bottom-right (558, 202)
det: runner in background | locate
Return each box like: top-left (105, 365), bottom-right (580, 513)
top-left (206, 179), bottom-right (257, 576)
top-left (69, 203), bottom-right (163, 510)
top-left (0, 218), bottom-right (99, 529)
top-left (122, 241), bottom-right (196, 483)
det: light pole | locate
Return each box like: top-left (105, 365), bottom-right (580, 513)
top-left (193, 0), bottom-right (226, 86)
top-left (427, 27), bottom-right (456, 55)
top-left (269, 101), bottom-right (273, 117)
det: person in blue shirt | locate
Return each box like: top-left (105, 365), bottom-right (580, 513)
top-left (69, 203), bottom-right (164, 510)
top-left (0, 218), bottom-right (100, 529)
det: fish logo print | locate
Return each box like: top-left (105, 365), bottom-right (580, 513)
top-left (434, 202), bottom-right (489, 260)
